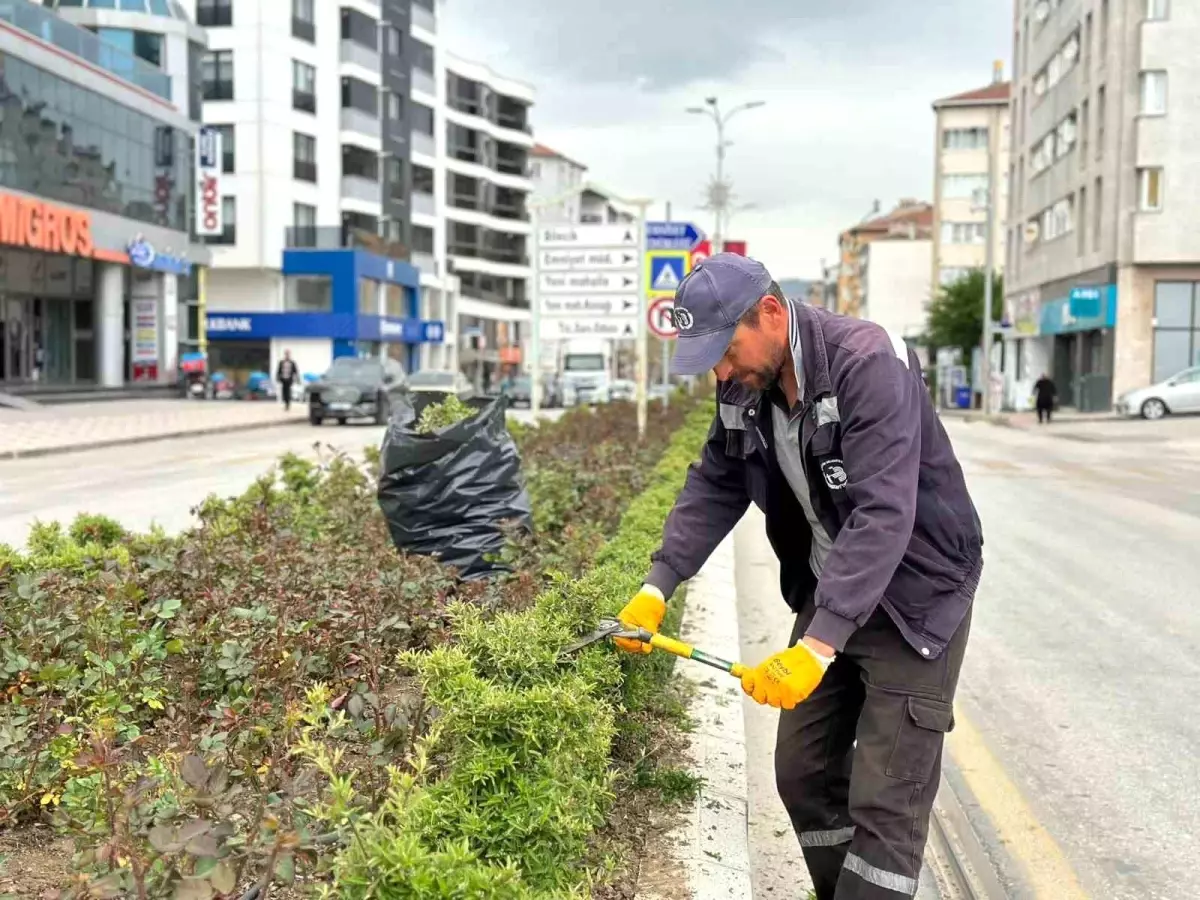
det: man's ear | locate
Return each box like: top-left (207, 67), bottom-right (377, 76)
top-left (760, 294), bottom-right (788, 322)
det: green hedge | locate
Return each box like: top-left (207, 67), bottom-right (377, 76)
top-left (330, 405), bottom-right (713, 898)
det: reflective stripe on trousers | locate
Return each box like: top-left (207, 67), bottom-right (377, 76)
top-left (843, 852), bottom-right (919, 896)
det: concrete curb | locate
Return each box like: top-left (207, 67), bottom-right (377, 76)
top-left (0, 417), bottom-right (310, 461)
top-left (638, 533), bottom-right (755, 900)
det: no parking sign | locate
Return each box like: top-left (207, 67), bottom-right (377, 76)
top-left (648, 296), bottom-right (679, 339)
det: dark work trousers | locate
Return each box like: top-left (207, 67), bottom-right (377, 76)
top-left (775, 599), bottom-right (973, 898)
top-left (1036, 402), bottom-right (1052, 424)
top-left (280, 380), bottom-right (294, 411)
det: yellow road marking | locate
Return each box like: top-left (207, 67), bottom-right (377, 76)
top-left (947, 709), bottom-right (1090, 899)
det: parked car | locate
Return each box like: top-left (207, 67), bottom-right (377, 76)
top-left (308, 356), bottom-right (408, 425)
top-left (609, 379), bottom-right (636, 402)
top-left (1115, 366), bottom-right (1200, 419)
top-left (406, 369), bottom-right (475, 397)
top-left (503, 375), bottom-right (561, 407)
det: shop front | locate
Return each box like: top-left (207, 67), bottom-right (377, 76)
top-left (1038, 284), bottom-right (1117, 412)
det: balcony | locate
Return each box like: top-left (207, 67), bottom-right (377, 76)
top-left (412, 68), bottom-right (436, 97)
top-left (340, 39), bottom-right (380, 73)
top-left (341, 174), bottom-right (382, 206)
top-left (412, 191), bottom-right (436, 217)
top-left (412, 1), bottom-right (436, 32)
top-left (449, 191), bottom-right (483, 212)
top-left (495, 156), bottom-right (528, 177)
top-left (0, 1), bottom-right (171, 100)
top-left (292, 16), bottom-right (315, 42)
top-left (341, 107), bottom-right (381, 139)
top-left (293, 90), bottom-right (317, 114)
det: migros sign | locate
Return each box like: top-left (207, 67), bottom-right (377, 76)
top-left (0, 191), bottom-right (94, 257)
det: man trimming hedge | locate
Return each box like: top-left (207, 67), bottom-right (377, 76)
top-left (616, 253), bottom-right (983, 900)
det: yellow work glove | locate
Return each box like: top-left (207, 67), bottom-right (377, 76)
top-left (614, 585), bottom-right (666, 654)
top-left (741, 642), bottom-right (835, 709)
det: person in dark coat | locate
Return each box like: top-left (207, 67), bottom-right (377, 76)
top-left (1033, 373), bottom-right (1057, 424)
top-left (276, 350), bottom-right (298, 411)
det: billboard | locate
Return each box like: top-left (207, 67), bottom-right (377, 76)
top-left (195, 126), bottom-right (223, 236)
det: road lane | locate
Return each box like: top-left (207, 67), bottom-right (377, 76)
top-left (944, 417), bottom-right (1200, 900)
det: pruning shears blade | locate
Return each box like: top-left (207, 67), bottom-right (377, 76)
top-left (559, 617), bottom-right (644, 656)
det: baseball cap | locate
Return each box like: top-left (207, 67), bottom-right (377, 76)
top-left (669, 252), bottom-right (773, 376)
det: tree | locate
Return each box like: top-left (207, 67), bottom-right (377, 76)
top-left (924, 269), bottom-right (1005, 361)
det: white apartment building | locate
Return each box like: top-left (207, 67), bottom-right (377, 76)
top-left (931, 71), bottom-right (1011, 289)
top-left (530, 144), bottom-right (636, 225)
top-left (1005, 0), bottom-right (1200, 411)
top-left (408, 4), bottom-right (535, 388)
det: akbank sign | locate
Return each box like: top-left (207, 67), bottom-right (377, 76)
top-left (205, 313), bottom-right (445, 343)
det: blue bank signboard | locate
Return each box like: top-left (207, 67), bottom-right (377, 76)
top-left (205, 313), bottom-right (445, 344)
top-left (1038, 284), bottom-right (1117, 335)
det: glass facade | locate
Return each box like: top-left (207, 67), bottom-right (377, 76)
top-left (0, 52), bottom-right (192, 231)
top-left (0, 249), bottom-right (97, 383)
top-left (1153, 282), bottom-right (1200, 383)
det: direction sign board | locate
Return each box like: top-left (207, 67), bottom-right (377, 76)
top-left (646, 221), bottom-right (703, 250)
top-left (545, 316), bottom-right (638, 339)
top-left (540, 248), bottom-right (639, 272)
top-left (539, 271), bottom-right (637, 294)
top-left (539, 224), bottom-right (639, 249)
top-left (648, 296), bottom-right (678, 339)
top-left (645, 250), bottom-right (690, 295)
top-left (540, 295), bottom-right (638, 317)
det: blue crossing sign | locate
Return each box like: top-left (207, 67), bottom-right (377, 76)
top-left (646, 221), bottom-right (704, 251)
top-left (645, 251), bottom-right (689, 295)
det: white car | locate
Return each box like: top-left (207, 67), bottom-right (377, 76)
top-left (1114, 366), bottom-right (1200, 419)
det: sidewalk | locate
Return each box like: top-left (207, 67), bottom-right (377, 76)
top-left (0, 400), bottom-right (307, 459)
top-left (938, 406), bottom-right (1117, 430)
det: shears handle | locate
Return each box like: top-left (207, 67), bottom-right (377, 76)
top-left (645, 632), bottom-right (747, 679)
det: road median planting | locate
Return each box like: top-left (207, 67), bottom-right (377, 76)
top-left (0, 394), bottom-right (711, 899)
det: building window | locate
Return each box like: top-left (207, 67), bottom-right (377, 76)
top-left (292, 0), bottom-right (315, 42)
top-left (385, 157), bottom-right (405, 198)
top-left (1139, 167), bottom-right (1164, 211)
top-left (1140, 71), bottom-right (1167, 115)
top-left (196, 0), bottom-right (232, 28)
top-left (341, 8), bottom-right (378, 50)
top-left (386, 91), bottom-right (403, 121)
top-left (941, 174), bottom-right (988, 200)
top-left (292, 203), bottom-right (317, 247)
top-left (412, 103), bottom-right (434, 135)
top-left (293, 132), bottom-right (317, 182)
top-left (413, 225), bottom-right (435, 254)
top-left (940, 222), bottom-right (987, 245)
top-left (1152, 282), bottom-right (1200, 382)
top-left (412, 39), bottom-right (434, 73)
top-left (288, 276), bottom-right (332, 311)
top-left (387, 26), bottom-right (402, 56)
top-left (942, 127), bottom-right (988, 151)
top-left (343, 145), bottom-right (379, 181)
top-left (1040, 196), bottom-right (1074, 241)
top-left (1093, 176), bottom-right (1103, 249)
top-left (1096, 85), bottom-right (1106, 159)
top-left (412, 165), bottom-right (434, 194)
top-left (210, 196), bottom-right (236, 245)
top-left (212, 124), bottom-right (235, 173)
top-left (201, 50), bottom-right (234, 100)
top-left (341, 77), bottom-right (378, 114)
top-left (93, 28), bottom-right (164, 69)
top-left (293, 60), bottom-right (316, 113)
top-left (1146, 0), bottom-right (1167, 21)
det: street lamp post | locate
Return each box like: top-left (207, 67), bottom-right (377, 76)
top-left (686, 97), bottom-right (764, 252)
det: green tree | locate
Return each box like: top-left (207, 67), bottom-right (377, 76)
top-left (925, 269), bottom-right (1005, 360)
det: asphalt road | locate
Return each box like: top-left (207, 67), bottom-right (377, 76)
top-left (0, 408), bottom-right (559, 548)
top-left (732, 413), bottom-right (1200, 899)
top-left (943, 415), bottom-right (1200, 900)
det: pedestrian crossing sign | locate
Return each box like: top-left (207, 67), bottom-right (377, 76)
top-left (645, 250), bottom-right (691, 297)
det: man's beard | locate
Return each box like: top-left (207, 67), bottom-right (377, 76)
top-left (732, 344), bottom-right (788, 391)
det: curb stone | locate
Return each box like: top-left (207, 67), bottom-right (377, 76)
top-left (637, 533), bottom-right (754, 900)
top-left (0, 418), bottom-right (310, 461)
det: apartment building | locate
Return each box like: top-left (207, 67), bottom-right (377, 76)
top-left (931, 71), bottom-right (1011, 290)
top-left (1005, 0), bottom-right (1200, 411)
top-left (836, 201), bottom-right (934, 342)
top-left (530, 143), bottom-right (637, 225)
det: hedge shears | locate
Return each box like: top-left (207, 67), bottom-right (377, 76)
top-left (561, 617), bottom-right (747, 679)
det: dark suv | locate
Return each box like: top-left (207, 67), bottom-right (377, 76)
top-left (308, 356), bottom-right (408, 425)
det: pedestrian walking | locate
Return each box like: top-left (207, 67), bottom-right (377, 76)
top-left (615, 253), bottom-right (983, 899)
top-left (1033, 372), bottom-right (1057, 424)
top-left (276, 350), bottom-right (298, 412)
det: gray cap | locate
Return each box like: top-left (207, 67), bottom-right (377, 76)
top-left (669, 252), bottom-right (773, 376)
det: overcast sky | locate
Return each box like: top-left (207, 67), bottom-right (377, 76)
top-left (441, 0), bottom-right (1011, 280)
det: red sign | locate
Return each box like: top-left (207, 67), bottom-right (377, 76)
top-left (0, 191), bottom-right (94, 257)
top-left (691, 239), bottom-right (712, 269)
top-left (199, 173), bottom-right (221, 234)
top-left (722, 240), bottom-right (747, 256)
top-left (648, 296), bottom-right (678, 339)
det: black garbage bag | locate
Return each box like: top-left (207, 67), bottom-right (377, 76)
top-left (377, 394), bottom-right (532, 579)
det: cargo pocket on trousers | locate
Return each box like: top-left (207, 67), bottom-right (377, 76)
top-left (886, 696), bottom-right (955, 784)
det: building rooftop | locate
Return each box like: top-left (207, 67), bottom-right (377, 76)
top-left (532, 143), bottom-right (587, 170)
top-left (846, 201), bottom-right (934, 240)
top-left (933, 81), bottom-right (1012, 108)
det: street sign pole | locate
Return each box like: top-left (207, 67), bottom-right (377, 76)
top-left (636, 200), bottom-right (650, 440)
top-left (530, 206), bottom-right (542, 417)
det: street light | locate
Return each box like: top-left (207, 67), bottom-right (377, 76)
top-left (686, 98), bottom-right (765, 251)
